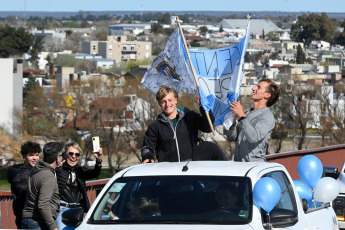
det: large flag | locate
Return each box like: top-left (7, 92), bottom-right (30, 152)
top-left (141, 27), bottom-right (198, 95)
top-left (190, 21), bottom-right (250, 129)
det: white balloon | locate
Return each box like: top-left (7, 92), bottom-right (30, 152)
top-left (314, 177), bottom-right (340, 203)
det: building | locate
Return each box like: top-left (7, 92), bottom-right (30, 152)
top-left (219, 19), bottom-right (281, 37)
top-left (0, 59), bottom-right (23, 136)
top-left (82, 35), bottom-right (152, 63)
top-left (108, 24), bottom-right (151, 36)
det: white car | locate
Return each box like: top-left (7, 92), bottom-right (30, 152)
top-left (81, 157), bottom-right (96, 167)
top-left (331, 162), bottom-right (345, 229)
top-left (62, 161), bottom-right (339, 230)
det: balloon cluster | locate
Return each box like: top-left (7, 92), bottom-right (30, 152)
top-left (293, 155), bottom-right (339, 208)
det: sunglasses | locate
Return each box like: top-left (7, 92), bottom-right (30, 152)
top-left (68, 152), bottom-right (81, 157)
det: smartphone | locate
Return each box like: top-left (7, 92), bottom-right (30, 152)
top-left (92, 136), bottom-right (100, 152)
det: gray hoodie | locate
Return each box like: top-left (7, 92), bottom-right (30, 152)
top-left (22, 160), bottom-right (60, 230)
top-left (226, 107), bottom-right (275, 162)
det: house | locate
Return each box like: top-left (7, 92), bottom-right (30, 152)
top-left (65, 94), bottom-right (152, 132)
top-left (82, 35), bottom-right (152, 63)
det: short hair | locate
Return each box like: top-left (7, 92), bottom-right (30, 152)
top-left (63, 141), bottom-right (82, 157)
top-left (43, 142), bottom-right (64, 164)
top-left (259, 79), bottom-right (280, 107)
top-left (129, 195), bottom-right (160, 217)
top-left (156, 85), bottom-right (178, 103)
top-left (20, 141), bottom-right (41, 156)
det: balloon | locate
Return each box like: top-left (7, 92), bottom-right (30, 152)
top-left (253, 177), bottom-right (281, 214)
top-left (293, 180), bottom-right (313, 201)
top-left (314, 177), bottom-right (340, 203)
top-left (297, 155), bottom-right (323, 189)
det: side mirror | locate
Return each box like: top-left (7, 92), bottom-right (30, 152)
top-left (301, 198), bottom-right (309, 212)
top-left (323, 166), bottom-right (339, 179)
top-left (62, 207), bottom-right (84, 227)
top-left (263, 208), bottom-right (298, 229)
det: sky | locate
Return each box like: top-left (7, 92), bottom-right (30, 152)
top-left (1, 0), bottom-right (345, 13)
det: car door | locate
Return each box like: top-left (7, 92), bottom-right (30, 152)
top-left (256, 169), bottom-right (310, 230)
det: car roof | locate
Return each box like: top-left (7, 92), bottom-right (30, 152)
top-left (119, 161), bottom-right (282, 177)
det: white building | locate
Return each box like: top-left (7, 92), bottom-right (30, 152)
top-left (0, 59), bottom-right (23, 136)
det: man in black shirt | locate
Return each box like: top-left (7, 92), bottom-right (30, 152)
top-left (7, 141), bottom-right (41, 229)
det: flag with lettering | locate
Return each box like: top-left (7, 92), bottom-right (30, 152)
top-left (190, 21), bottom-right (250, 129)
top-left (141, 27), bottom-right (197, 95)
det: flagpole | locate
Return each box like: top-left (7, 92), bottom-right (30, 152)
top-left (175, 16), bottom-right (216, 135)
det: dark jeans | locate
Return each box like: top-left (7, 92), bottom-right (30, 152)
top-left (22, 218), bottom-right (49, 230)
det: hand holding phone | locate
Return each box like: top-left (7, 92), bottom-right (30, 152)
top-left (92, 136), bottom-right (100, 152)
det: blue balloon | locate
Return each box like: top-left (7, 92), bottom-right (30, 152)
top-left (253, 177), bottom-right (281, 214)
top-left (293, 180), bottom-right (313, 201)
top-left (297, 155), bottom-right (323, 189)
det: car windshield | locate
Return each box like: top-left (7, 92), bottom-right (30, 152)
top-left (91, 176), bottom-right (252, 225)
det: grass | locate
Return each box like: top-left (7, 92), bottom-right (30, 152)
top-left (0, 167), bottom-right (116, 191)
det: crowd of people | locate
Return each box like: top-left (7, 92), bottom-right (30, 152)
top-left (7, 141), bottom-right (103, 230)
top-left (7, 79), bottom-right (280, 229)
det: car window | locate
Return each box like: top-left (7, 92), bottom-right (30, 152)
top-left (263, 171), bottom-right (297, 212)
top-left (90, 176), bottom-right (252, 225)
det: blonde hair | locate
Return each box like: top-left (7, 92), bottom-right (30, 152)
top-left (63, 141), bottom-right (83, 157)
top-left (156, 85), bottom-right (178, 103)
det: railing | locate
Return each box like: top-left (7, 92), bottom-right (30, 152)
top-left (0, 179), bottom-right (110, 229)
top-left (265, 144), bottom-right (345, 179)
top-left (1, 144), bottom-right (345, 229)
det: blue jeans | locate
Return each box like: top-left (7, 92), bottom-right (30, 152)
top-left (56, 206), bottom-right (77, 230)
top-left (22, 218), bottom-right (49, 230)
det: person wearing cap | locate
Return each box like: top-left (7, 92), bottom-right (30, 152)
top-left (22, 142), bottom-right (64, 230)
top-left (7, 141), bottom-right (41, 229)
top-left (55, 141), bottom-right (103, 230)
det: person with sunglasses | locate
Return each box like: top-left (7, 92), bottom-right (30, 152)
top-left (55, 141), bottom-right (103, 230)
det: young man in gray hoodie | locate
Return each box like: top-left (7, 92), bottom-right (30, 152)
top-left (226, 79), bottom-right (280, 162)
top-left (22, 142), bottom-right (64, 230)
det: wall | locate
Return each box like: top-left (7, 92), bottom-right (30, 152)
top-left (265, 144), bottom-right (345, 179)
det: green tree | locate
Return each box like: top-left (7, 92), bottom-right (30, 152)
top-left (219, 24), bottom-right (224, 32)
top-left (266, 31), bottom-right (280, 41)
top-left (151, 23), bottom-right (164, 34)
top-left (23, 75), bottom-right (40, 100)
top-left (30, 37), bottom-right (44, 69)
top-left (335, 19), bottom-right (345, 46)
top-left (0, 25), bottom-right (34, 58)
top-left (291, 13), bottom-right (337, 44)
top-left (296, 44), bottom-right (306, 64)
top-left (199, 26), bottom-right (208, 34)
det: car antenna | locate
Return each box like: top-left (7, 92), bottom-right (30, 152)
top-left (182, 161), bottom-right (189, 172)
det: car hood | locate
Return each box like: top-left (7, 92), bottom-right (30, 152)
top-left (77, 224), bottom-right (254, 230)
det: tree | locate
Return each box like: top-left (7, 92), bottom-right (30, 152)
top-left (219, 24), bottom-right (224, 32)
top-left (266, 31), bottom-right (280, 41)
top-left (0, 25), bottom-right (34, 58)
top-left (290, 13), bottom-right (337, 44)
top-left (296, 44), bottom-right (306, 64)
top-left (277, 82), bottom-right (316, 150)
top-left (199, 26), bottom-right (208, 34)
top-left (151, 23), bottom-right (164, 34)
top-left (23, 75), bottom-right (40, 100)
top-left (335, 19), bottom-right (345, 46)
top-left (29, 36), bottom-right (44, 69)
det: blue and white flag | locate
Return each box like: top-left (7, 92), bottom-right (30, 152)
top-left (141, 27), bottom-right (197, 95)
top-left (190, 21), bottom-right (250, 129)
